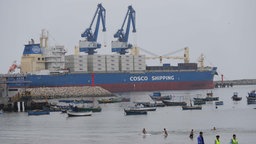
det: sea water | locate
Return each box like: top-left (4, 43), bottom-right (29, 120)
top-left (0, 85), bottom-right (256, 144)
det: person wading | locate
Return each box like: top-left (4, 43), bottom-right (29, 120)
top-left (163, 128), bottom-right (168, 136)
top-left (230, 134), bottom-right (238, 144)
top-left (189, 129), bottom-right (194, 139)
top-left (215, 135), bottom-right (220, 144)
top-left (197, 131), bottom-right (205, 144)
top-left (142, 128), bottom-right (147, 134)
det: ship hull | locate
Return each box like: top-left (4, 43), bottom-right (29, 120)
top-left (7, 68), bottom-right (216, 93)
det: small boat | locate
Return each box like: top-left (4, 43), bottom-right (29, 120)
top-left (248, 90), bottom-right (256, 97)
top-left (247, 90), bottom-right (256, 104)
top-left (134, 101), bottom-right (165, 107)
top-left (124, 108), bottom-right (147, 115)
top-left (182, 100), bottom-right (202, 110)
top-left (247, 96), bottom-right (256, 104)
top-left (153, 101), bottom-right (166, 107)
top-left (70, 105), bottom-right (102, 112)
top-left (59, 99), bottom-right (93, 103)
top-left (133, 104), bottom-right (157, 111)
top-left (232, 92), bottom-right (242, 101)
top-left (193, 100), bottom-right (206, 105)
top-left (149, 92), bottom-right (172, 101)
top-left (67, 110), bottom-right (92, 117)
top-left (61, 109), bottom-right (68, 113)
top-left (215, 101), bottom-right (224, 106)
top-left (28, 110), bottom-right (50, 116)
top-left (0, 109), bottom-right (3, 114)
top-left (139, 107), bottom-right (157, 111)
top-left (162, 100), bottom-right (187, 106)
top-left (82, 106), bottom-right (102, 112)
top-left (182, 105), bottom-right (202, 110)
top-left (193, 92), bottom-right (219, 101)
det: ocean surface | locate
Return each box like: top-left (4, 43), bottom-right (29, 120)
top-left (0, 85), bottom-right (256, 144)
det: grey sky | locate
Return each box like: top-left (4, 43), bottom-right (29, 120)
top-left (0, 0), bottom-right (255, 80)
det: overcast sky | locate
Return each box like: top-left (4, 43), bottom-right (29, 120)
top-left (0, 0), bottom-right (255, 80)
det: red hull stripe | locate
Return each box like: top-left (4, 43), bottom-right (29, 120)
top-left (98, 81), bottom-right (214, 92)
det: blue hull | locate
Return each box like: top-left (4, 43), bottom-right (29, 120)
top-left (28, 110), bottom-right (50, 116)
top-left (7, 68), bottom-right (217, 92)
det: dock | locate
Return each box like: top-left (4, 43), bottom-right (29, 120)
top-left (214, 79), bottom-right (256, 88)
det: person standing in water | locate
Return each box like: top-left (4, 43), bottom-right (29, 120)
top-left (215, 135), bottom-right (220, 144)
top-left (197, 131), bottom-right (205, 144)
top-left (142, 128), bottom-right (147, 134)
top-left (230, 134), bottom-right (238, 144)
top-left (163, 128), bottom-right (168, 136)
top-left (189, 129), bottom-right (194, 139)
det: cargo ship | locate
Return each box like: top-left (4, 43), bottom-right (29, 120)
top-left (2, 4), bottom-right (217, 93)
top-left (3, 31), bottom-right (217, 93)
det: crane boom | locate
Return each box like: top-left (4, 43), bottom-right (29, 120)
top-left (79, 3), bottom-right (106, 55)
top-left (111, 5), bottom-right (136, 55)
top-left (143, 47), bottom-right (190, 63)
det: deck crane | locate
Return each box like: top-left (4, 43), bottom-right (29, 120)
top-left (111, 5), bottom-right (136, 55)
top-left (79, 4), bottom-right (106, 55)
top-left (141, 47), bottom-right (190, 63)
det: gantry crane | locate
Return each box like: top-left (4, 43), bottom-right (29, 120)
top-left (79, 3), bottom-right (106, 55)
top-left (111, 5), bottom-right (136, 55)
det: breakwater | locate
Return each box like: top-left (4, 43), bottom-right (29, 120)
top-left (15, 86), bottom-right (114, 100)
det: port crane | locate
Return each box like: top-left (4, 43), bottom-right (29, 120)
top-left (79, 4), bottom-right (106, 55)
top-left (111, 5), bottom-right (136, 55)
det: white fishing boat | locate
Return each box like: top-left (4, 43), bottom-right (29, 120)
top-left (67, 110), bottom-right (92, 117)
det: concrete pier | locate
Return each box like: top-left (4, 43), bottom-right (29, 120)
top-left (0, 86), bottom-right (115, 111)
top-left (214, 79), bottom-right (256, 88)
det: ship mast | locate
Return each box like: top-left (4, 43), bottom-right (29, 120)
top-left (198, 54), bottom-right (205, 69)
top-left (40, 29), bottom-right (48, 48)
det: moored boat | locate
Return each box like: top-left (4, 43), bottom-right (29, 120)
top-left (82, 106), bottom-right (102, 112)
top-left (162, 100), bottom-right (187, 106)
top-left (134, 101), bottom-right (165, 107)
top-left (248, 90), bottom-right (256, 97)
top-left (232, 92), bottom-right (242, 101)
top-left (67, 110), bottom-right (92, 117)
top-left (193, 100), bottom-right (206, 105)
top-left (215, 101), bottom-right (224, 106)
top-left (70, 105), bottom-right (102, 112)
top-left (247, 90), bottom-right (256, 104)
top-left (149, 92), bottom-right (172, 101)
top-left (133, 104), bottom-right (157, 111)
top-left (124, 108), bottom-right (148, 115)
top-left (193, 92), bottom-right (219, 101)
top-left (28, 110), bottom-right (50, 116)
top-left (59, 99), bottom-right (93, 103)
top-left (247, 98), bottom-right (256, 104)
top-left (61, 109), bottom-right (68, 113)
top-left (182, 105), bottom-right (202, 110)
